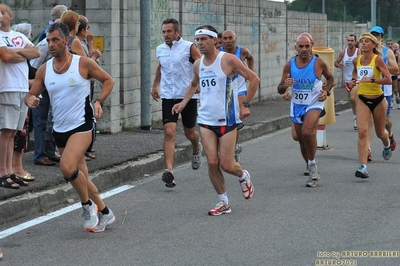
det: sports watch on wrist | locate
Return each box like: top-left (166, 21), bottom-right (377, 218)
top-left (242, 101), bottom-right (251, 108)
top-left (370, 77), bottom-right (375, 83)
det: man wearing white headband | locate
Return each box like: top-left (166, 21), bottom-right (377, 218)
top-left (172, 25), bottom-right (260, 216)
top-left (151, 18), bottom-right (202, 188)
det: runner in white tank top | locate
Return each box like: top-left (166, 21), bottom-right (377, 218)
top-left (172, 25), bottom-right (259, 216)
top-left (334, 34), bottom-right (360, 129)
top-left (25, 22), bottom-right (115, 232)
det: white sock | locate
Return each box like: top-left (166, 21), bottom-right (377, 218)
top-left (218, 193), bottom-right (228, 204)
top-left (308, 159), bottom-right (316, 166)
top-left (238, 171), bottom-right (246, 181)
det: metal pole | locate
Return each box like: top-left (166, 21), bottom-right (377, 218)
top-left (140, 0), bottom-right (152, 130)
top-left (371, 0), bottom-right (376, 27)
top-left (285, 1), bottom-right (288, 62)
top-left (322, 0), bottom-right (325, 14)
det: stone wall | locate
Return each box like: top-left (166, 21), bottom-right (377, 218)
top-left (7, 0), bottom-right (368, 132)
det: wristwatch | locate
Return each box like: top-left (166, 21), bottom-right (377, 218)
top-left (242, 101), bottom-right (251, 108)
top-left (370, 77), bottom-right (375, 83)
top-left (326, 90), bottom-right (331, 97)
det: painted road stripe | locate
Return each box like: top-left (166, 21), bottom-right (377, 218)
top-left (0, 184), bottom-right (134, 240)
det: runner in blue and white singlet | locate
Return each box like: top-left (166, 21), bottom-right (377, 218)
top-left (289, 55), bottom-right (324, 124)
top-left (278, 34), bottom-right (334, 188)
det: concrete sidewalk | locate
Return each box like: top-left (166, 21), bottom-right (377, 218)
top-left (0, 89), bottom-right (350, 225)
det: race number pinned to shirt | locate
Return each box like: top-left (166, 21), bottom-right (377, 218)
top-left (200, 70), bottom-right (219, 94)
top-left (292, 89), bottom-right (312, 105)
top-left (358, 66), bottom-right (374, 79)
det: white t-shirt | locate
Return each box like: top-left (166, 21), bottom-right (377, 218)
top-left (0, 30), bottom-right (33, 92)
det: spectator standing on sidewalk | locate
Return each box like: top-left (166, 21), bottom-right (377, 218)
top-left (77, 15), bottom-right (102, 160)
top-left (0, 5), bottom-right (40, 189)
top-left (220, 29), bottom-right (254, 162)
top-left (151, 18), bottom-right (202, 188)
top-left (25, 22), bottom-right (115, 232)
top-left (37, 4), bottom-right (67, 43)
top-left (172, 25), bottom-right (259, 215)
top-left (278, 34), bottom-right (334, 188)
top-left (348, 32), bottom-right (392, 179)
top-left (10, 22), bottom-right (37, 182)
top-left (334, 34), bottom-right (360, 130)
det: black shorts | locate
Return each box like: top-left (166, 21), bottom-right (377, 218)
top-left (358, 94), bottom-right (384, 113)
top-left (198, 123), bottom-right (238, 138)
top-left (53, 121), bottom-right (93, 148)
top-left (162, 98), bottom-right (197, 128)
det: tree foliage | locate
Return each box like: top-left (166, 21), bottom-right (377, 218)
top-left (288, 0), bottom-right (400, 28)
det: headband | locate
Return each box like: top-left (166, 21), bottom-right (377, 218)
top-left (195, 29), bottom-right (217, 38)
top-left (359, 34), bottom-right (377, 44)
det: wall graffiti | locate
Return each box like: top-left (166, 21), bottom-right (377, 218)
top-left (184, 2), bottom-right (223, 35)
top-left (261, 8), bottom-right (282, 20)
top-left (249, 20), bottom-right (259, 45)
top-left (138, 0), bottom-right (172, 49)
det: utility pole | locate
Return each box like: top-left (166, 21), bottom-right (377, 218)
top-left (140, 0), bottom-right (152, 130)
top-left (371, 0), bottom-right (376, 27)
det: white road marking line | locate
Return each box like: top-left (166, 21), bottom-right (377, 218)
top-left (0, 184), bottom-right (134, 240)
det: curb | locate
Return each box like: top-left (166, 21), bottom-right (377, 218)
top-left (0, 101), bottom-right (351, 224)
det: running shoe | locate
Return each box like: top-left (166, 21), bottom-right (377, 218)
top-left (390, 134), bottom-right (396, 151)
top-left (305, 164), bottom-right (320, 187)
top-left (382, 147), bottom-right (392, 161)
top-left (162, 169), bottom-right (176, 188)
top-left (192, 143), bottom-right (203, 170)
top-left (239, 170), bottom-right (254, 199)
top-left (82, 200), bottom-right (99, 231)
top-left (208, 201), bottom-right (231, 216)
top-left (234, 144), bottom-right (242, 162)
top-left (390, 97), bottom-right (395, 108)
top-left (355, 165), bottom-right (369, 178)
top-left (353, 118), bottom-right (357, 130)
top-left (91, 209), bottom-right (116, 233)
top-left (367, 149), bottom-right (372, 162)
top-left (304, 164), bottom-right (310, 176)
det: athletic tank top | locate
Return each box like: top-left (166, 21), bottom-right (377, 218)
top-left (289, 55), bottom-right (322, 106)
top-left (220, 45), bottom-right (247, 95)
top-left (44, 55), bottom-right (93, 132)
top-left (356, 55), bottom-right (383, 96)
top-left (343, 48), bottom-right (358, 82)
top-left (198, 52), bottom-right (241, 126)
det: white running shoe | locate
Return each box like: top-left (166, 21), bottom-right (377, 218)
top-left (239, 170), bottom-right (254, 199)
top-left (82, 200), bottom-right (99, 231)
top-left (91, 209), bottom-right (116, 233)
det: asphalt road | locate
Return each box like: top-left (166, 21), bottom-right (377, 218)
top-left (1, 108), bottom-right (400, 266)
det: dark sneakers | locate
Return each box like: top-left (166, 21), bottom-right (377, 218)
top-left (162, 169), bottom-right (176, 188)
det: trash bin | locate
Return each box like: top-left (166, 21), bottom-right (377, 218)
top-left (313, 46), bottom-right (336, 148)
top-left (313, 46), bottom-right (336, 125)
